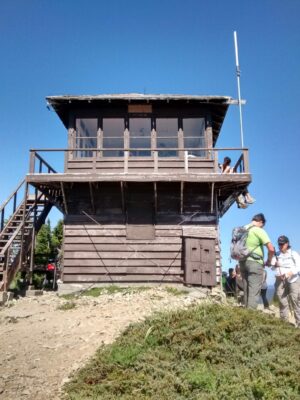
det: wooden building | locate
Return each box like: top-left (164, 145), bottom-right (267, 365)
top-left (0, 94), bottom-right (251, 290)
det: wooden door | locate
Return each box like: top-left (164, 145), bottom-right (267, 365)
top-left (184, 238), bottom-right (216, 286)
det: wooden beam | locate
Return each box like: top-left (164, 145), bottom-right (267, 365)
top-left (154, 182), bottom-right (157, 218)
top-left (89, 182), bottom-right (95, 214)
top-left (210, 182), bottom-right (215, 213)
top-left (180, 181), bottom-right (184, 214)
top-left (120, 181), bottom-right (125, 214)
top-left (60, 182), bottom-right (68, 215)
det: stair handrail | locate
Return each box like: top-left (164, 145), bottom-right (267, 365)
top-left (0, 179), bottom-right (26, 231)
top-left (29, 151), bottom-right (57, 174)
top-left (0, 192), bottom-right (45, 256)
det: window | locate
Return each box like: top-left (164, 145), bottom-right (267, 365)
top-left (102, 118), bottom-right (124, 157)
top-left (129, 118), bottom-right (151, 156)
top-left (183, 118), bottom-right (206, 157)
top-left (156, 118), bottom-right (178, 157)
top-left (75, 118), bottom-right (98, 157)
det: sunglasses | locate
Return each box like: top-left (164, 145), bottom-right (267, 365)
top-left (278, 242), bottom-right (286, 246)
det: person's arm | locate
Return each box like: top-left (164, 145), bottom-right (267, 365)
top-left (265, 242), bottom-right (275, 266)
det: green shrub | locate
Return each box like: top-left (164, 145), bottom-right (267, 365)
top-left (32, 273), bottom-right (44, 289)
top-left (64, 304), bottom-right (300, 399)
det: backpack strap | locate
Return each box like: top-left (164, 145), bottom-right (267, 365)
top-left (245, 225), bottom-right (263, 260)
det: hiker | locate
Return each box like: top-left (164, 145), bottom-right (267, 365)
top-left (225, 268), bottom-right (236, 296)
top-left (271, 235), bottom-right (300, 327)
top-left (219, 157), bottom-right (255, 207)
top-left (219, 156), bottom-right (234, 174)
top-left (260, 269), bottom-right (269, 309)
top-left (239, 213), bottom-right (275, 309)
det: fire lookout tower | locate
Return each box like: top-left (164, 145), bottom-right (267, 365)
top-left (0, 94), bottom-right (251, 290)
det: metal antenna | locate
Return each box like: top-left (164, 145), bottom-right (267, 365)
top-left (234, 31), bottom-right (244, 148)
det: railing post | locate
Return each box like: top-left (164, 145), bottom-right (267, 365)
top-left (29, 151), bottom-right (36, 173)
top-left (214, 150), bottom-right (219, 172)
top-left (13, 192), bottom-right (17, 213)
top-left (184, 151), bottom-right (188, 173)
top-left (124, 151), bottom-right (129, 173)
top-left (243, 149), bottom-right (249, 173)
top-left (1, 208), bottom-right (4, 231)
top-left (154, 151), bottom-right (158, 172)
top-left (18, 182), bottom-right (29, 275)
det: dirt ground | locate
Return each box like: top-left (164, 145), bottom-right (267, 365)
top-left (0, 286), bottom-right (215, 400)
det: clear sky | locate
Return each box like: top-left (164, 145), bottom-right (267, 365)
top-left (1, 0), bottom-right (299, 282)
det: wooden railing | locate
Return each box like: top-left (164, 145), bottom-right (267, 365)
top-left (29, 148), bottom-right (250, 174)
top-left (0, 179), bottom-right (25, 232)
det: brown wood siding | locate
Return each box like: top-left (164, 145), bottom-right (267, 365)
top-left (62, 222), bottom-right (220, 285)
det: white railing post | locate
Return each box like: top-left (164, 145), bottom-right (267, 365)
top-left (184, 151), bottom-right (188, 173)
top-left (124, 151), bottom-right (129, 173)
top-left (154, 151), bottom-right (158, 172)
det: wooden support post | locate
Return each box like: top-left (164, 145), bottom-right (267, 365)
top-left (124, 151), bottom-right (129, 173)
top-left (180, 181), bottom-right (184, 214)
top-left (154, 182), bottom-right (157, 217)
top-left (214, 150), bottom-right (219, 172)
top-left (154, 151), bottom-right (158, 172)
top-left (184, 151), bottom-right (188, 173)
top-left (60, 182), bottom-right (68, 215)
top-left (29, 151), bottom-right (36, 173)
top-left (89, 182), bottom-right (95, 214)
top-left (120, 182), bottom-right (125, 214)
top-left (28, 188), bottom-right (38, 286)
top-left (178, 128), bottom-right (184, 159)
top-left (1, 208), bottom-right (4, 231)
top-left (18, 182), bottom-right (29, 273)
top-left (243, 149), bottom-right (249, 173)
top-left (211, 182), bottom-right (215, 213)
top-left (64, 150), bottom-right (68, 172)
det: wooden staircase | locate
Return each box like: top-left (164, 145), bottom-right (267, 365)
top-left (0, 180), bottom-right (58, 291)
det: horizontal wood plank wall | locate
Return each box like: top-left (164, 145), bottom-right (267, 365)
top-left (66, 159), bottom-right (215, 173)
top-left (63, 223), bottom-right (184, 283)
top-left (62, 222), bottom-right (220, 285)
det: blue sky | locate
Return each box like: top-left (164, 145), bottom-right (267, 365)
top-left (1, 0), bottom-right (299, 282)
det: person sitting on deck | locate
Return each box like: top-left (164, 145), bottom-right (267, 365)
top-left (219, 156), bottom-right (255, 208)
top-left (219, 156), bottom-right (234, 173)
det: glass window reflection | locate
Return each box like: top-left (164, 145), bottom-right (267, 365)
top-left (129, 118), bottom-right (151, 156)
top-left (156, 118), bottom-right (178, 157)
top-left (183, 118), bottom-right (206, 157)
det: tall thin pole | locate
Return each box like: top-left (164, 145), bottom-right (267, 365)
top-left (234, 31), bottom-right (244, 148)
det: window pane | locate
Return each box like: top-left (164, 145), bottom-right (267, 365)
top-left (103, 118), bottom-right (124, 138)
top-left (129, 118), bottom-right (151, 156)
top-left (75, 118), bottom-right (97, 158)
top-left (103, 138), bottom-right (124, 157)
top-left (182, 118), bottom-right (205, 137)
top-left (157, 138), bottom-right (178, 157)
top-left (183, 118), bottom-right (206, 157)
top-left (156, 118), bottom-right (178, 137)
top-left (102, 119), bottom-right (124, 156)
top-left (75, 138), bottom-right (97, 157)
top-left (130, 138), bottom-right (151, 157)
top-left (76, 118), bottom-right (98, 138)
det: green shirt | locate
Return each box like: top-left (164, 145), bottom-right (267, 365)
top-left (245, 224), bottom-right (271, 265)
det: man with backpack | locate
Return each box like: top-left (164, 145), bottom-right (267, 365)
top-left (237, 213), bottom-right (275, 309)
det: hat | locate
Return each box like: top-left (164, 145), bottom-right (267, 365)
top-left (277, 235), bottom-right (289, 245)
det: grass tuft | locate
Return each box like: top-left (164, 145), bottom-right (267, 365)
top-left (63, 304), bottom-right (300, 399)
top-left (57, 301), bottom-right (76, 311)
top-left (164, 287), bottom-right (189, 296)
